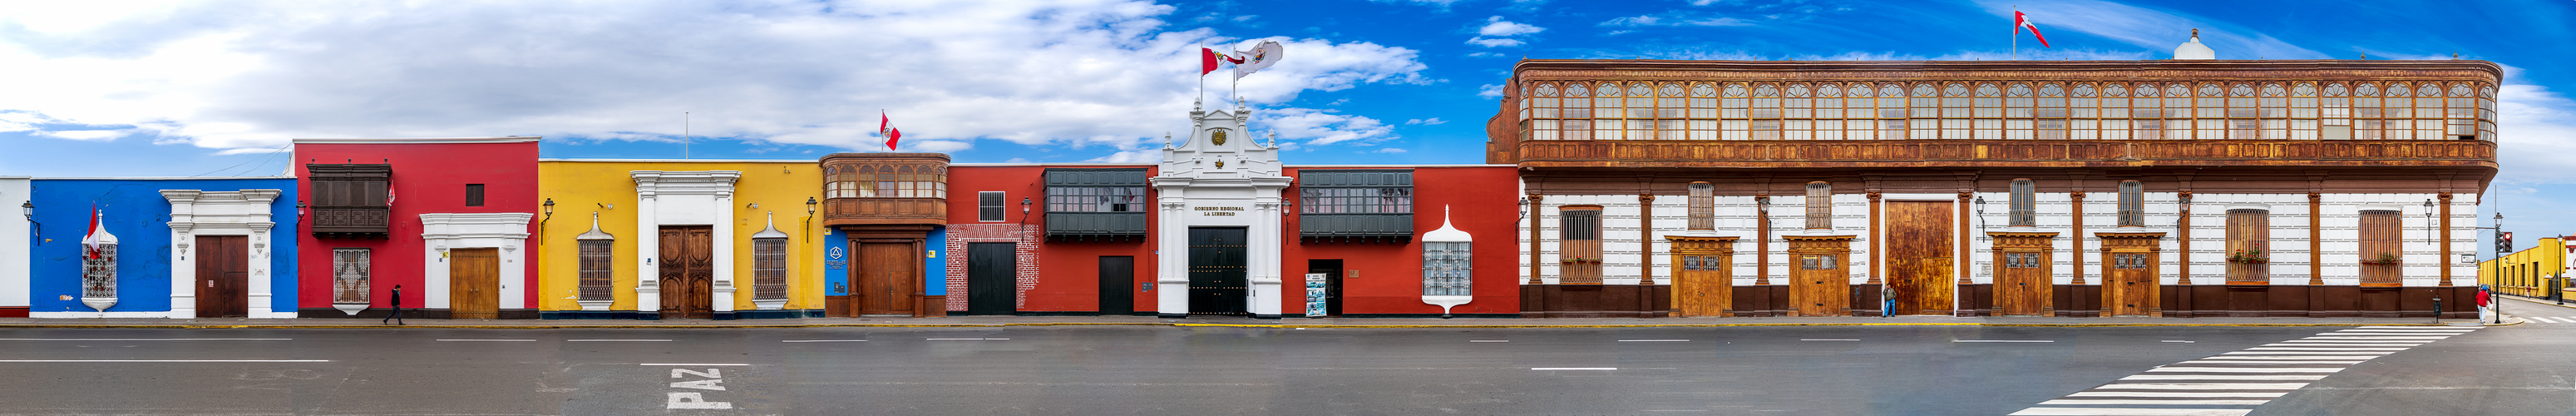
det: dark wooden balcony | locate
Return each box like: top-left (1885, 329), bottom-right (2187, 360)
top-left (822, 197), bottom-right (945, 227)
top-left (1511, 139), bottom-right (2496, 170)
top-left (310, 206), bottom-right (390, 237)
top-left (1045, 211), bottom-right (1147, 241)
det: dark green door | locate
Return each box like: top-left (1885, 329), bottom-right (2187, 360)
top-left (1188, 228), bottom-right (1249, 315)
top-left (1098, 255), bottom-right (1134, 314)
top-left (967, 242), bottom-right (1017, 315)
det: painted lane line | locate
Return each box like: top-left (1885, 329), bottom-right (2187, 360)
top-left (782, 339), bottom-right (868, 343)
top-left (639, 364), bottom-right (752, 366)
top-left (1531, 368), bottom-right (1617, 370)
top-left (2120, 374), bottom-right (2328, 381)
top-left (2270, 340), bottom-right (2428, 344)
top-left (2162, 340), bottom-right (2195, 343)
top-left (925, 338), bottom-right (1010, 340)
top-left (1802, 339), bottom-right (1861, 341)
top-left (2009, 408), bottom-right (2251, 416)
top-left (2090, 383), bottom-right (2312, 389)
top-left (2200, 355), bottom-right (2386, 359)
top-left (1617, 339), bottom-right (1690, 342)
top-left (2303, 336), bottom-right (2451, 340)
top-left (567, 339), bottom-right (673, 342)
top-left (2038, 399), bottom-right (2273, 405)
top-left (2145, 367), bottom-right (2344, 374)
top-left (2247, 347), bottom-right (2411, 351)
top-left (2068, 392), bottom-right (2287, 398)
top-left (1468, 340), bottom-right (1509, 343)
top-left (2356, 326), bottom-right (2477, 329)
top-left (2327, 331), bottom-right (2468, 334)
top-left (2179, 360), bottom-right (2366, 365)
top-left (437, 339), bottom-right (535, 342)
top-left (2527, 317), bottom-right (2560, 323)
top-left (1955, 339), bottom-right (2055, 343)
top-left (0, 338), bottom-right (292, 341)
top-left (0, 359), bottom-right (331, 363)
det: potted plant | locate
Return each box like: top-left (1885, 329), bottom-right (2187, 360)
top-left (2360, 252), bottom-right (2401, 265)
top-left (2228, 245), bottom-right (2270, 264)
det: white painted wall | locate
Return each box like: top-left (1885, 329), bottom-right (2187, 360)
top-left (0, 177), bottom-right (28, 311)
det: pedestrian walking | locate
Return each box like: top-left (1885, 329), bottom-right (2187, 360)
top-left (1882, 284), bottom-right (1896, 318)
top-left (383, 285), bottom-right (404, 325)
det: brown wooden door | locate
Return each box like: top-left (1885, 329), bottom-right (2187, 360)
top-left (1996, 252), bottom-right (2047, 316)
top-left (1674, 254), bottom-right (1730, 317)
top-left (1792, 252), bottom-right (1848, 316)
top-left (856, 240), bottom-right (917, 315)
top-left (2107, 252), bottom-right (2157, 316)
top-left (448, 248), bottom-right (500, 319)
top-left (195, 235), bottom-right (249, 318)
top-left (659, 226), bottom-right (714, 319)
top-left (1884, 201), bottom-right (1954, 315)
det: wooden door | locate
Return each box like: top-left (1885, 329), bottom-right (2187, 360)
top-left (1187, 228), bottom-right (1249, 315)
top-left (1098, 256), bottom-right (1135, 314)
top-left (1884, 201), bottom-right (1955, 315)
top-left (1673, 254), bottom-right (1730, 317)
top-left (448, 248), bottom-right (500, 319)
top-left (1996, 251), bottom-right (2047, 315)
top-left (195, 235), bottom-right (249, 318)
top-left (967, 242), bottom-right (1017, 315)
top-left (857, 241), bottom-right (918, 314)
top-left (658, 226), bottom-right (714, 319)
top-left (2107, 252), bottom-right (2157, 316)
top-left (1792, 252), bottom-right (1848, 316)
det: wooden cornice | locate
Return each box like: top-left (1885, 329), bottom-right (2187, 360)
top-left (1515, 139), bottom-right (2495, 170)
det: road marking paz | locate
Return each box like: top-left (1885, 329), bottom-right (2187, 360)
top-left (666, 368), bottom-right (733, 409)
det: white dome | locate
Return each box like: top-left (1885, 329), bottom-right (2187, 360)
top-left (2174, 29), bottom-right (2215, 60)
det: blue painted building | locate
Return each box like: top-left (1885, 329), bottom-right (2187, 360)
top-left (29, 177), bottom-right (299, 318)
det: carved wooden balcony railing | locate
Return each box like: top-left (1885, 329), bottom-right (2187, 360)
top-left (1513, 140), bottom-right (2495, 169)
top-left (822, 197), bottom-right (945, 227)
top-left (308, 206), bottom-right (391, 235)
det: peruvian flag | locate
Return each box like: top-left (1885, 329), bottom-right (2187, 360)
top-left (2015, 11), bottom-right (2050, 48)
top-left (880, 111), bottom-right (901, 151)
top-left (81, 206), bottom-right (103, 260)
top-left (1200, 47), bottom-right (1242, 76)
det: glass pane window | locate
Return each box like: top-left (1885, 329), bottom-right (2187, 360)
top-left (2008, 179), bottom-right (2036, 227)
top-left (1048, 186), bottom-right (1147, 212)
top-left (1422, 242), bottom-right (1472, 296)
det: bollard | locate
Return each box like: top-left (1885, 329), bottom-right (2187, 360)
top-left (2431, 296), bottom-right (2442, 324)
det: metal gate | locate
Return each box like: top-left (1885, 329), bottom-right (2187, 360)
top-left (1187, 228), bottom-right (1248, 315)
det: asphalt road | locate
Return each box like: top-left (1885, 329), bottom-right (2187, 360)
top-left (0, 320), bottom-right (2559, 415)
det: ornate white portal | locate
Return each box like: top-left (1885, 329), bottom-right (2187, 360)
top-left (1154, 104), bottom-right (1292, 318)
top-left (630, 171), bottom-right (742, 314)
top-left (162, 190), bottom-right (285, 319)
top-left (419, 213), bottom-right (532, 312)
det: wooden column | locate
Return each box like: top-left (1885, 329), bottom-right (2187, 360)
top-left (1868, 192), bottom-right (1882, 285)
top-left (2309, 193), bottom-right (2324, 285)
top-left (1514, 195), bottom-right (1535, 285)
top-left (2179, 191), bottom-right (2194, 285)
top-left (1756, 194), bottom-right (1771, 285)
top-left (1640, 193), bottom-right (1656, 285)
top-left (1957, 191), bottom-right (1972, 285)
top-left (2071, 191), bottom-right (2086, 285)
top-left (2440, 192), bottom-right (2454, 286)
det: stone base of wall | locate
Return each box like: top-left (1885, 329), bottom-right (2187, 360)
top-left (1519, 285), bottom-right (1669, 318)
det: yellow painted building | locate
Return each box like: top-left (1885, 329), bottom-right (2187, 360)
top-left (2478, 236), bottom-right (2564, 299)
top-left (536, 160), bottom-right (827, 319)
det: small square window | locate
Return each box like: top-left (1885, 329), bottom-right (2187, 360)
top-left (979, 191), bottom-right (1006, 222)
top-left (465, 184), bottom-right (486, 207)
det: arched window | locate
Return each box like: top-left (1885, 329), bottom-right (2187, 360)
top-left (2008, 179), bottom-right (2036, 227)
top-left (2116, 181), bottom-right (2144, 227)
top-left (1804, 181), bottom-right (1831, 230)
top-left (1687, 182), bottom-right (1715, 230)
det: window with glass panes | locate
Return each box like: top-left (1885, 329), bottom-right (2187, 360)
top-left (1422, 242), bottom-right (1471, 296)
top-left (1512, 77), bottom-right (2494, 142)
top-left (827, 164), bottom-right (947, 199)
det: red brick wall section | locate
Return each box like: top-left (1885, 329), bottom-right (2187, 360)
top-left (944, 223), bottom-right (1041, 312)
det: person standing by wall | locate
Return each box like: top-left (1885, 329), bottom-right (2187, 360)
top-left (1882, 284), bottom-right (1896, 318)
top-left (382, 285), bottom-right (404, 325)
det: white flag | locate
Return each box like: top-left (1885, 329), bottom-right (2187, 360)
top-left (1232, 41), bottom-right (1283, 80)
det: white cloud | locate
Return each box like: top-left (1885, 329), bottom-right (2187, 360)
top-left (37, 129), bottom-right (127, 141)
top-left (1465, 37), bottom-right (1525, 47)
top-left (1374, 147), bottom-right (1407, 153)
top-left (1232, 15), bottom-right (1258, 22)
top-left (0, 1), bottom-right (1429, 154)
top-left (1477, 17), bottom-right (1545, 37)
top-left (1478, 84), bottom-right (1505, 98)
top-left (1970, 0), bottom-right (2327, 59)
top-left (1404, 117), bottom-right (1445, 125)
top-left (1599, 12), bottom-right (1754, 27)
top-left (1259, 107), bottom-right (1392, 146)
top-left (2495, 83), bottom-right (2576, 184)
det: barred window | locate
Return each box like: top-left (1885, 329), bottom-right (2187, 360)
top-left (1800, 254), bottom-right (1838, 270)
top-left (1558, 206), bottom-right (1603, 285)
top-left (2115, 253), bottom-right (2149, 269)
top-left (2006, 253), bottom-right (2042, 268)
top-left (1687, 182), bottom-right (1715, 230)
top-left (2117, 181), bottom-right (2144, 227)
top-left (1422, 242), bottom-right (1472, 296)
top-left (577, 240), bottom-right (613, 301)
top-left (1804, 181), bottom-right (1832, 230)
top-left (2009, 179), bottom-right (2036, 227)
top-left (81, 243), bottom-right (116, 301)
top-left (753, 237), bottom-right (787, 300)
top-left (979, 191), bottom-right (1006, 222)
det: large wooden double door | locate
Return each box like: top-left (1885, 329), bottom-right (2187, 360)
top-left (194, 235), bottom-right (249, 318)
top-left (449, 248), bottom-right (501, 319)
top-left (1884, 201), bottom-right (1956, 316)
top-left (659, 226), bottom-right (715, 319)
top-left (1187, 228), bottom-right (1248, 315)
top-left (856, 240), bottom-right (920, 315)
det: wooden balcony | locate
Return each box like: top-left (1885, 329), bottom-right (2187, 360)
top-left (1511, 139), bottom-right (2495, 170)
top-left (309, 206), bottom-right (390, 236)
top-left (822, 197), bottom-right (945, 227)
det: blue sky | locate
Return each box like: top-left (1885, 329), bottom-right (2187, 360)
top-left (2, 0), bottom-right (2574, 255)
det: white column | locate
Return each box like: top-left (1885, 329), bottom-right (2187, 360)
top-left (1155, 194), bottom-right (1188, 317)
top-left (163, 190), bottom-right (200, 319)
top-left (248, 223), bottom-right (279, 318)
top-left (634, 186), bottom-right (661, 313)
top-left (712, 189), bottom-right (737, 313)
top-left (1246, 200), bottom-right (1281, 317)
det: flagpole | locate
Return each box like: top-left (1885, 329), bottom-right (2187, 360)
top-left (1197, 43), bottom-right (1207, 110)
top-left (2011, 6), bottom-right (2018, 61)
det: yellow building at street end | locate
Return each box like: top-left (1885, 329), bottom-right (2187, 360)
top-left (537, 160), bottom-right (827, 319)
top-left (2479, 236), bottom-right (2564, 299)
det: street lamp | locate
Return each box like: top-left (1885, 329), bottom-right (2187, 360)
top-left (2423, 200), bottom-right (2435, 255)
top-left (21, 201), bottom-right (36, 245)
top-left (805, 196), bottom-right (817, 215)
top-left (542, 198), bottom-right (555, 220)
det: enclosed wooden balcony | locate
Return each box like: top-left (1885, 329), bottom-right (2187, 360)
top-left (820, 153), bottom-right (950, 228)
top-left (1509, 139), bottom-right (2495, 170)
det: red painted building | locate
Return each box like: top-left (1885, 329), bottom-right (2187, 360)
top-left (292, 137), bottom-right (542, 319)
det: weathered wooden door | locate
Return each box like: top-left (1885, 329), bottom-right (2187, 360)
top-left (967, 242), bottom-right (1017, 315)
top-left (2108, 252), bottom-right (2157, 316)
top-left (1672, 253), bottom-right (1730, 317)
top-left (658, 226), bottom-right (714, 319)
top-left (1996, 250), bottom-right (2049, 316)
top-left (1791, 251), bottom-right (1848, 316)
top-left (195, 235), bottom-right (249, 318)
top-left (1884, 201), bottom-right (1955, 315)
top-left (448, 248), bottom-right (500, 319)
top-left (1098, 256), bottom-right (1134, 314)
top-left (856, 240), bottom-right (918, 315)
top-left (1187, 228), bottom-right (1248, 315)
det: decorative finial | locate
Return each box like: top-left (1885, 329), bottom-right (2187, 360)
top-left (1164, 131), bottom-right (1173, 149)
top-left (2190, 28), bottom-right (2198, 39)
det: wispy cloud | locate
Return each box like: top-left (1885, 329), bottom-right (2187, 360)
top-left (1971, 0), bottom-right (2327, 59)
top-left (1467, 37), bottom-right (1524, 47)
top-left (1374, 147), bottom-right (1408, 153)
top-left (1599, 12), bottom-right (1754, 27)
top-left (1260, 107), bottom-right (1393, 146)
top-left (1404, 117), bottom-right (1445, 125)
top-left (1478, 17), bottom-right (1545, 37)
top-left (1478, 84), bottom-right (1506, 98)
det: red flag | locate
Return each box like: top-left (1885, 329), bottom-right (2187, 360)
top-left (1201, 47), bottom-right (1221, 75)
top-left (81, 206), bottom-right (100, 260)
top-left (879, 111), bottom-right (889, 135)
top-left (2014, 11), bottom-right (2050, 48)
top-left (886, 127), bottom-right (901, 151)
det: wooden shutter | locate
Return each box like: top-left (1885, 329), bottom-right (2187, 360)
top-left (1559, 206), bottom-right (1602, 285)
top-left (2226, 209), bottom-right (2270, 285)
top-left (2358, 210), bottom-right (2402, 286)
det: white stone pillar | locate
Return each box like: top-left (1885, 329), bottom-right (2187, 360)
top-left (634, 180), bottom-right (661, 314)
top-left (712, 189), bottom-right (737, 314)
top-left (163, 190), bottom-right (200, 319)
top-left (1246, 200), bottom-right (1281, 317)
top-left (1156, 195), bottom-right (1188, 318)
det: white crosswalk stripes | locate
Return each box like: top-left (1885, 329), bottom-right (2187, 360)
top-left (2523, 315), bottom-right (2576, 324)
top-left (2011, 326), bottom-right (2479, 415)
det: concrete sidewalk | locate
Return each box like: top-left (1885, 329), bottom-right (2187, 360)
top-left (0, 314), bottom-right (2488, 329)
